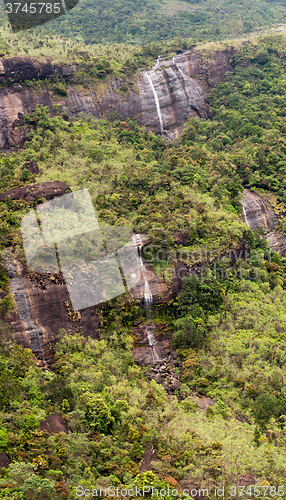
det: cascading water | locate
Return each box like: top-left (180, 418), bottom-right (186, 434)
top-left (146, 324), bottom-right (160, 361)
top-left (138, 245), bottom-right (153, 310)
top-left (145, 71), bottom-right (164, 135)
top-left (242, 204), bottom-right (249, 226)
top-left (133, 234), bottom-right (153, 310)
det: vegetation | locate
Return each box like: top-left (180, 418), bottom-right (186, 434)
top-left (1, 0), bottom-right (286, 45)
top-left (2, 22), bottom-right (286, 500)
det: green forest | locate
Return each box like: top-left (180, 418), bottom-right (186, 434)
top-left (1, 0), bottom-right (286, 44)
top-left (1, 4), bottom-right (286, 499)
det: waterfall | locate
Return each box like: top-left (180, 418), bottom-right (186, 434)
top-left (145, 71), bottom-right (164, 135)
top-left (146, 324), bottom-right (159, 360)
top-left (133, 234), bottom-right (153, 309)
top-left (242, 204), bottom-right (249, 226)
top-left (138, 245), bottom-right (153, 309)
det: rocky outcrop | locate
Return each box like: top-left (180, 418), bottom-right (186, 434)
top-left (0, 48), bottom-right (234, 149)
top-left (0, 451), bottom-right (10, 469)
top-left (0, 181), bottom-right (71, 202)
top-left (132, 322), bottom-right (184, 395)
top-left (39, 412), bottom-right (67, 435)
top-left (0, 57), bottom-right (76, 85)
top-left (5, 255), bottom-right (100, 367)
top-left (242, 188), bottom-right (286, 256)
top-left (140, 450), bottom-right (159, 473)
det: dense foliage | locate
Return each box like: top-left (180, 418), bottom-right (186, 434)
top-left (1, 29), bottom-right (286, 500)
top-left (1, 0), bottom-right (286, 45)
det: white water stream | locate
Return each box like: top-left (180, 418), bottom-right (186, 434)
top-left (146, 324), bottom-right (160, 361)
top-left (242, 204), bottom-right (250, 226)
top-left (145, 71), bottom-right (164, 135)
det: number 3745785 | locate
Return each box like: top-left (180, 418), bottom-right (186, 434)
top-left (230, 486), bottom-right (285, 497)
top-left (5, 3), bottom-right (61, 14)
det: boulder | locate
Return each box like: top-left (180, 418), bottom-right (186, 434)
top-left (39, 412), bottom-right (67, 435)
top-left (169, 378), bottom-right (181, 392)
top-left (139, 450), bottom-right (159, 472)
top-left (237, 474), bottom-right (257, 486)
top-left (0, 451), bottom-right (10, 469)
top-left (22, 161), bottom-right (39, 175)
top-left (0, 181), bottom-right (71, 202)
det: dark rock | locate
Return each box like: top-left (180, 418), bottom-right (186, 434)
top-left (0, 181), bottom-right (71, 203)
top-left (237, 474), bottom-right (257, 486)
top-left (22, 161), bottom-right (39, 175)
top-left (139, 450), bottom-right (159, 472)
top-left (169, 378), bottom-right (181, 392)
top-left (0, 291), bottom-right (7, 299)
top-left (0, 451), bottom-right (10, 469)
top-left (39, 412), bottom-right (67, 435)
top-left (8, 273), bottom-right (100, 367)
top-left (153, 374), bottom-right (163, 384)
top-left (0, 57), bottom-right (76, 85)
top-left (172, 230), bottom-right (190, 246)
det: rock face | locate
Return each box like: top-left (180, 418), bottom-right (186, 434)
top-left (0, 181), bottom-right (71, 202)
top-left (139, 450), bottom-right (159, 473)
top-left (39, 412), bottom-right (67, 435)
top-left (132, 322), bottom-right (184, 395)
top-left (0, 451), bottom-right (10, 469)
top-left (6, 257), bottom-right (101, 368)
top-left (242, 188), bottom-right (286, 256)
top-left (0, 49), bottom-right (234, 149)
top-left (3, 181), bottom-right (100, 367)
top-left (0, 57), bottom-right (76, 84)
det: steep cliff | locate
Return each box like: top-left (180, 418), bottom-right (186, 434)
top-left (242, 188), bottom-right (286, 256)
top-left (0, 48), bottom-right (234, 149)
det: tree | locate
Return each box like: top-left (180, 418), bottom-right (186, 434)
top-left (84, 394), bottom-right (115, 434)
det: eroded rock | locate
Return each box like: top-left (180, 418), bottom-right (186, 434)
top-left (242, 188), bottom-right (286, 256)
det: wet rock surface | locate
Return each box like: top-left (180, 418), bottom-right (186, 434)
top-left (242, 188), bottom-right (286, 256)
top-left (0, 49), bottom-right (234, 149)
top-left (5, 254), bottom-right (100, 368)
top-left (132, 322), bottom-right (183, 395)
